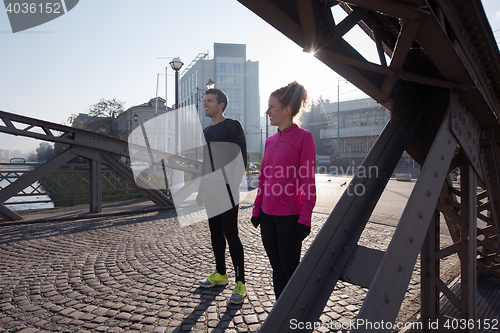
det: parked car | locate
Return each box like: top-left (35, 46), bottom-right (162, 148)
top-left (395, 173), bottom-right (412, 181)
top-left (130, 162), bottom-right (150, 172)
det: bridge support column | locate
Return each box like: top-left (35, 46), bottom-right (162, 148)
top-left (89, 159), bottom-right (102, 213)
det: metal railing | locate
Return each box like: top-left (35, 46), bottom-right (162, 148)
top-left (0, 162), bottom-right (144, 208)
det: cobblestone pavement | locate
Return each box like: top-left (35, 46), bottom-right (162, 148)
top-left (0, 206), bottom-right (459, 333)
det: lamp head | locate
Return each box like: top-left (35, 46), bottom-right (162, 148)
top-left (206, 79), bottom-right (215, 90)
top-left (169, 57), bottom-right (184, 71)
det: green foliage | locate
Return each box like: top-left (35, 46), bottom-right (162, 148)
top-left (68, 98), bottom-right (125, 138)
top-left (42, 166), bottom-right (143, 207)
top-left (36, 142), bottom-right (54, 162)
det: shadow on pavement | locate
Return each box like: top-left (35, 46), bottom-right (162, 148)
top-left (173, 285), bottom-right (243, 332)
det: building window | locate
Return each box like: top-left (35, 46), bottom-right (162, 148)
top-left (352, 113), bottom-right (360, 127)
top-left (374, 110), bottom-right (385, 125)
top-left (155, 137), bottom-right (162, 150)
top-left (344, 138), bottom-right (366, 153)
top-left (156, 118), bottom-right (162, 128)
top-left (344, 114), bottom-right (352, 128)
top-left (143, 118), bottom-right (150, 127)
top-left (360, 114), bottom-right (368, 126)
top-left (330, 113), bottom-right (338, 129)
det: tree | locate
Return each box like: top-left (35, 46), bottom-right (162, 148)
top-left (11, 149), bottom-right (23, 158)
top-left (68, 98), bottom-right (125, 138)
top-left (27, 151), bottom-right (37, 162)
top-left (36, 142), bottom-right (54, 162)
top-left (300, 96), bottom-right (329, 154)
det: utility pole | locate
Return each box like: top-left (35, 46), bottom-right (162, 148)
top-left (337, 76), bottom-right (341, 168)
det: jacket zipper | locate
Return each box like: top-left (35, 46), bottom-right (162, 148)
top-left (275, 130), bottom-right (282, 149)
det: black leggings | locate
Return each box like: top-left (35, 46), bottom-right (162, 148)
top-left (208, 205), bottom-right (245, 283)
top-left (260, 211), bottom-right (302, 299)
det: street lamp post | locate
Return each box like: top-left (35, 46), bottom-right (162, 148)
top-left (133, 113), bottom-right (138, 128)
top-left (337, 76), bottom-right (341, 168)
top-left (169, 57), bottom-right (183, 155)
top-left (206, 78), bottom-right (215, 90)
top-left (169, 57), bottom-right (184, 190)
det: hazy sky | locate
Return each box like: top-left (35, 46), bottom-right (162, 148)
top-left (1, 0), bottom-right (500, 153)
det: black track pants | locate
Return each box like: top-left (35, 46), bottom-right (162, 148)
top-left (260, 210), bottom-right (302, 299)
top-left (208, 205), bottom-right (245, 283)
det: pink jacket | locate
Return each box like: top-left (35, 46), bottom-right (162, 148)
top-left (252, 124), bottom-right (316, 226)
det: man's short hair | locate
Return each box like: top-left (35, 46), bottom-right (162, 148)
top-left (205, 88), bottom-right (228, 112)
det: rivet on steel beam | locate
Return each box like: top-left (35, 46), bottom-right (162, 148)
top-left (434, 171), bottom-right (439, 177)
top-left (427, 190), bottom-right (431, 197)
top-left (301, 302), bottom-right (307, 310)
top-left (459, 129), bottom-right (462, 136)
top-left (468, 131), bottom-right (472, 139)
top-left (473, 155), bottom-right (476, 162)
top-left (409, 236), bottom-right (415, 243)
top-left (448, 139), bottom-right (452, 144)
top-left (331, 248), bottom-right (336, 256)
top-left (317, 274), bottom-right (322, 281)
top-left (385, 293), bottom-right (391, 303)
top-left (398, 263), bottom-right (403, 272)
top-left (344, 226), bottom-right (349, 232)
top-left (441, 154), bottom-right (445, 160)
top-left (419, 211), bottom-right (424, 219)
top-left (455, 122), bottom-right (459, 130)
top-left (355, 204), bottom-right (360, 211)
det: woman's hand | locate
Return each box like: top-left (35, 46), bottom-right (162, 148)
top-left (251, 216), bottom-right (260, 228)
top-left (295, 223), bottom-right (311, 241)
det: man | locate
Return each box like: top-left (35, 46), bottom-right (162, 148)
top-left (197, 88), bottom-right (247, 304)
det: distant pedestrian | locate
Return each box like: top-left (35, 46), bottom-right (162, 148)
top-left (196, 88), bottom-right (247, 304)
top-left (251, 81), bottom-right (316, 299)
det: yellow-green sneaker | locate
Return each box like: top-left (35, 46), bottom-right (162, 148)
top-left (199, 271), bottom-right (229, 288)
top-left (229, 281), bottom-right (246, 304)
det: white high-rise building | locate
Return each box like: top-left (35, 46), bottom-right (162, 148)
top-left (179, 43), bottom-right (261, 162)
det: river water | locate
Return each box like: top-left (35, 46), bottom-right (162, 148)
top-left (1, 179), bottom-right (54, 211)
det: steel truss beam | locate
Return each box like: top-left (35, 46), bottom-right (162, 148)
top-left (352, 103), bottom-right (458, 332)
top-left (422, 152), bottom-right (480, 332)
top-left (0, 110), bottom-right (187, 220)
top-left (238, 0), bottom-right (500, 134)
top-left (238, 0), bottom-right (500, 330)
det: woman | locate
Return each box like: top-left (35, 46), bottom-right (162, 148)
top-left (251, 81), bottom-right (316, 299)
